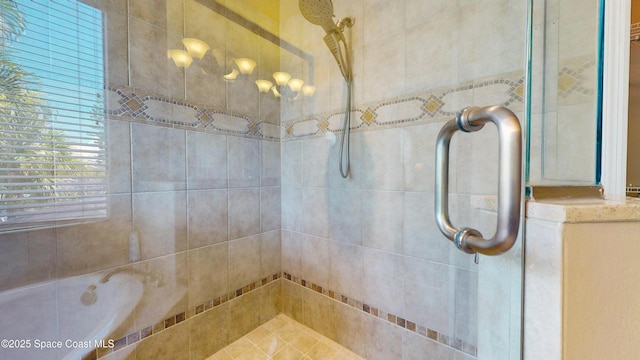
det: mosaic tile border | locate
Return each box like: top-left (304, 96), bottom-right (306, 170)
top-left (105, 85), bottom-right (281, 141)
top-left (87, 272), bottom-right (282, 360)
top-left (282, 72), bottom-right (525, 140)
top-left (557, 56), bottom-right (597, 100)
top-left (282, 272), bottom-right (478, 358)
top-left (282, 55), bottom-right (598, 140)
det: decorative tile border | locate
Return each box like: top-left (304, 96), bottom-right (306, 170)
top-left (557, 56), bottom-right (597, 101)
top-left (90, 272), bottom-right (282, 359)
top-left (85, 269), bottom-right (477, 359)
top-left (282, 72), bottom-right (525, 141)
top-left (106, 56), bottom-right (596, 144)
top-left (282, 272), bottom-right (478, 358)
top-left (282, 54), bottom-right (598, 141)
top-left (105, 85), bottom-right (280, 141)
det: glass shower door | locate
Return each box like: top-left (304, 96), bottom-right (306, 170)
top-left (281, 0), bottom-right (530, 359)
top-left (429, 2), bottom-right (529, 359)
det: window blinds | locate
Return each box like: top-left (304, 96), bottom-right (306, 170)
top-left (0, 0), bottom-right (106, 232)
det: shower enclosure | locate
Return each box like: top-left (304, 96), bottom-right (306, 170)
top-left (279, 0), bottom-right (527, 358)
top-left (0, 0), bottom-right (531, 359)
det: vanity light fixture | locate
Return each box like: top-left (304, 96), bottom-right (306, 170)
top-left (181, 38), bottom-right (210, 59)
top-left (167, 49), bottom-right (193, 68)
top-left (255, 79), bottom-right (273, 93)
top-left (235, 58), bottom-right (257, 75)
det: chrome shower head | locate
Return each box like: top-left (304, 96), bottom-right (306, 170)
top-left (299, 0), bottom-right (338, 33)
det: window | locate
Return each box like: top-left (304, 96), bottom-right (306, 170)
top-left (0, 0), bottom-right (106, 232)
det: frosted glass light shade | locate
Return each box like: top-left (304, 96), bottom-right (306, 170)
top-left (272, 71), bottom-right (291, 86)
top-left (302, 85), bottom-right (316, 97)
top-left (167, 49), bottom-right (193, 68)
top-left (271, 86), bottom-right (282, 97)
top-left (255, 80), bottom-right (273, 93)
top-left (224, 69), bottom-right (239, 82)
top-left (235, 58), bottom-right (257, 74)
top-left (288, 78), bottom-right (304, 92)
top-left (182, 38), bottom-right (210, 59)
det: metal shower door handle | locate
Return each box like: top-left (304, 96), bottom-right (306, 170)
top-left (434, 105), bottom-right (522, 256)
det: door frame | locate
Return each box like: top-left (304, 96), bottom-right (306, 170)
top-left (602, 0), bottom-right (630, 200)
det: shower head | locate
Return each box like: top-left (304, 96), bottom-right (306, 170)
top-left (299, 0), bottom-right (338, 33)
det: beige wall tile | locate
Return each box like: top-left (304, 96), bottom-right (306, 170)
top-left (329, 241), bottom-right (364, 301)
top-left (188, 243), bottom-right (229, 308)
top-left (133, 252), bottom-right (188, 330)
top-left (229, 235), bottom-right (261, 291)
top-left (260, 281), bottom-right (282, 324)
top-left (281, 187), bottom-right (303, 232)
top-left (327, 188), bottom-right (362, 245)
top-left (362, 248), bottom-right (404, 316)
top-left (108, 119), bottom-right (132, 194)
top-left (282, 140), bottom-right (303, 187)
top-left (261, 186), bottom-right (281, 233)
top-left (133, 191), bottom-right (188, 260)
top-left (56, 195), bottom-right (132, 277)
top-left (0, 232), bottom-right (31, 291)
top-left (104, 5), bottom-right (129, 86)
top-left (403, 257), bottom-right (453, 335)
top-left (188, 189), bottom-right (228, 249)
top-left (361, 190), bottom-right (404, 253)
top-left (131, 123), bottom-right (186, 192)
top-left (129, 0), bottom-right (183, 34)
top-left (302, 188), bottom-right (330, 238)
top-left (187, 131), bottom-right (228, 190)
top-left (282, 230), bottom-right (302, 276)
top-left (362, 0), bottom-right (405, 45)
top-left (300, 234), bottom-right (330, 286)
top-left (302, 137), bottom-right (331, 188)
top-left (262, 140), bottom-right (281, 186)
top-left (229, 288), bottom-right (262, 342)
top-left (282, 280), bottom-right (304, 323)
top-left (405, 14), bottom-right (459, 94)
top-left (357, 128), bottom-right (403, 191)
top-left (363, 314), bottom-right (403, 360)
top-left (361, 32), bottom-right (406, 103)
top-left (403, 192), bottom-right (450, 263)
top-left (457, 1), bottom-right (526, 82)
top-left (189, 303), bottom-right (230, 359)
top-left (128, 16), bottom-right (185, 99)
top-left (135, 321), bottom-right (189, 360)
top-left (402, 330), bottom-right (457, 360)
top-left (260, 230), bottom-right (282, 277)
top-left (402, 123), bottom-right (455, 192)
top-left (228, 188), bottom-right (261, 240)
top-left (228, 137), bottom-right (261, 188)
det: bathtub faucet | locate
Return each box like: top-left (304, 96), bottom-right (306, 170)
top-left (99, 267), bottom-right (164, 287)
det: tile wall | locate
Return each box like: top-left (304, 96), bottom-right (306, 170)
top-left (277, 0), bottom-right (530, 359)
top-left (0, 0), bottom-right (604, 360)
top-left (529, 0), bottom-right (601, 183)
top-left (0, 1), bottom-right (283, 359)
top-left (275, 0), bottom-right (602, 356)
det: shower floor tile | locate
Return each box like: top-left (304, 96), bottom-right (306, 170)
top-left (207, 314), bottom-right (365, 360)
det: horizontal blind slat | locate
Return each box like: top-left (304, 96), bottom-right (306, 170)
top-left (1, 0), bottom-right (107, 232)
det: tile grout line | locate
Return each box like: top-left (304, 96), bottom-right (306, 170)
top-left (282, 272), bottom-right (478, 358)
top-left (93, 272), bottom-right (282, 359)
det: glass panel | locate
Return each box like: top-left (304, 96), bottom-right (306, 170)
top-left (528, 0), bottom-right (603, 185)
top-left (280, 0), bottom-right (527, 359)
top-left (0, 1), bottom-right (527, 359)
